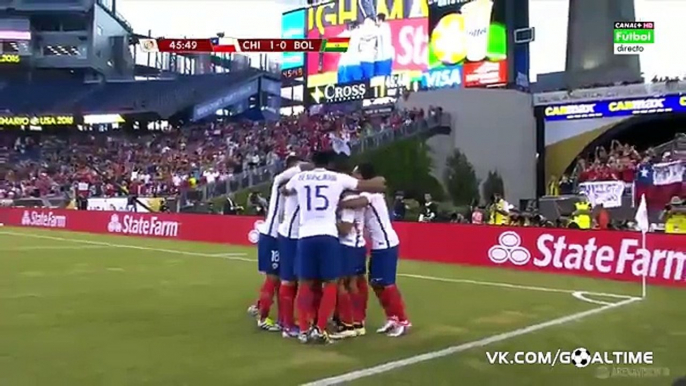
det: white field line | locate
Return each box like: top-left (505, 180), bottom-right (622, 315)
top-left (0, 230), bottom-right (640, 302)
top-left (0, 245), bottom-right (110, 252)
top-left (0, 231), bottom-right (251, 261)
top-left (301, 297), bottom-right (641, 386)
top-left (399, 273), bottom-right (640, 300)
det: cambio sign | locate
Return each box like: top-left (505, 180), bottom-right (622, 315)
top-left (543, 95), bottom-right (686, 121)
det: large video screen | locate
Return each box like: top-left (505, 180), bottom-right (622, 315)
top-left (305, 0), bottom-right (428, 88)
top-left (281, 9), bottom-right (307, 80)
top-left (428, 0), bottom-right (507, 88)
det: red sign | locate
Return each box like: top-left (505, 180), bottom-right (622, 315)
top-left (463, 60), bottom-right (507, 87)
top-left (1, 208), bottom-right (684, 287)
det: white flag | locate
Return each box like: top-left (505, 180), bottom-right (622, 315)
top-left (139, 39), bottom-right (159, 53)
top-left (329, 132), bottom-right (351, 156)
top-left (635, 194), bottom-right (649, 234)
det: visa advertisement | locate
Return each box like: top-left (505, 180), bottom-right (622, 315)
top-left (306, 0), bottom-right (429, 88)
top-left (420, 64), bottom-right (462, 89)
top-left (281, 9), bottom-right (307, 74)
top-left (542, 95), bottom-right (686, 121)
top-left (428, 0), bottom-right (507, 87)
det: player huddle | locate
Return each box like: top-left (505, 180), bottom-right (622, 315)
top-left (337, 13), bottom-right (394, 83)
top-left (248, 151), bottom-right (410, 344)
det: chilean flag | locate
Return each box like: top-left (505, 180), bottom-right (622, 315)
top-left (634, 161), bottom-right (686, 209)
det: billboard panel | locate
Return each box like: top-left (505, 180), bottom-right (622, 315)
top-left (281, 9), bottom-right (307, 75)
top-left (305, 0), bottom-right (429, 88)
top-left (428, 0), bottom-right (507, 87)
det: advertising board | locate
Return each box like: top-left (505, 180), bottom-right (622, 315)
top-left (306, 0), bottom-right (429, 88)
top-left (281, 8), bottom-right (307, 78)
top-left (2, 207), bottom-right (684, 288)
top-left (428, 0), bottom-right (507, 87)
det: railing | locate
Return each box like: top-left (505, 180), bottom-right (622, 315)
top-left (194, 113), bottom-right (449, 201)
top-left (533, 81), bottom-right (686, 106)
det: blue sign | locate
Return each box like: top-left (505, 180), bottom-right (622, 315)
top-left (192, 80), bottom-right (258, 121)
top-left (281, 9), bottom-right (306, 70)
top-left (420, 65), bottom-right (462, 90)
top-left (543, 94), bottom-right (686, 121)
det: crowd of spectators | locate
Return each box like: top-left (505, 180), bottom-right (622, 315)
top-left (547, 136), bottom-right (685, 196)
top-left (0, 107), bottom-right (436, 200)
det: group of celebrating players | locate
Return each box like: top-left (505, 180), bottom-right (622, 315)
top-left (247, 151), bottom-right (410, 344)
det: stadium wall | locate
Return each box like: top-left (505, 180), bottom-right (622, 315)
top-left (398, 88), bottom-right (536, 203)
top-left (2, 208), bottom-right (684, 288)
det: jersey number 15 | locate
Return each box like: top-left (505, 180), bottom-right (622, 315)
top-left (305, 185), bottom-right (329, 211)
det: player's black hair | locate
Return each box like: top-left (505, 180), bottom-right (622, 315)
top-left (377, 13), bottom-right (386, 22)
top-left (285, 155), bottom-right (300, 168)
top-left (332, 154), bottom-right (352, 173)
top-left (311, 150), bottom-right (332, 168)
top-left (355, 162), bottom-right (376, 180)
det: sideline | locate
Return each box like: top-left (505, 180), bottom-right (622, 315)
top-left (300, 297), bottom-right (641, 386)
top-left (0, 230), bottom-right (251, 261)
top-left (0, 230), bottom-right (640, 302)
top-left (0, 245), bottom-right (110, 251)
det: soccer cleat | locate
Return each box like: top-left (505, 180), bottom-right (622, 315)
top-left (355, 326), bottom-right (367, 337)
top-left (330, 328), bottom-right (358, 340)
top-left (310, 327), bottom-right (334, 344)
top-left (297, 332), bottom-right (310, 344)
top-left (281, 326), bottom-right (300, 338)
top-left (257, 317), bottom-right (281, 332)
top-left (376, 317), bottom-right (398, 334)
top-left (247, 304), bottom-right (259, 317)
top-left (387, 321), bottom-right (411, 338)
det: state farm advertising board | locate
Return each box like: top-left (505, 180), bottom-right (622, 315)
top-left (1, 208), bottom-right (684, 287)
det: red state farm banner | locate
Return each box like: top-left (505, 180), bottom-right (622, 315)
top-left (1, 208), bottom-right (684, 287)
top-left (0, 207), bottom-right (259, 245)
top-left (392, 222), bottom-right (686, 287)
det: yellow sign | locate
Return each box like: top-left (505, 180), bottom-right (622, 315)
top-left (0, 115), bottom-right (75, 126)
top-left (0, 54), bottom-right (20, 64)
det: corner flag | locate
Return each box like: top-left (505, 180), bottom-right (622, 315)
top-left (635, 193), bottom-right (649, 234)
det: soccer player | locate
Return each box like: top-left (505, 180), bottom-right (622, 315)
top-left (281, 151), bottom-right (385, 343)
top-left (276, 171), bottom-right (302, 338)
top-left (337, 22), bottom-right (362, 83)
top-left (330, 190), bottom-right (368, 340)
top-left (357, 16), bottom-right (379, 80)
top-left (251, 155), bottom-right (304, 331)
top-left (348, 163), bottom-right (410, 337)
top-left (374, 13), bottom-right (394, 77)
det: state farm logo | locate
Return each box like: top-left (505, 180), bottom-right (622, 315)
top-left (108, 214), bottom-right (123, 232)
top-left (107, 213), bottom-right (179, 237)
top-left (248, 220), bottom-right (264, 244)
top-left (488, 231), bottom-right (531, 265)
top-left (21, 210), bottom-right (67, 228)
top-left (488, 231), bottom-right (686, 281)
top-left (463, 61), bottom-right (507, 87)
